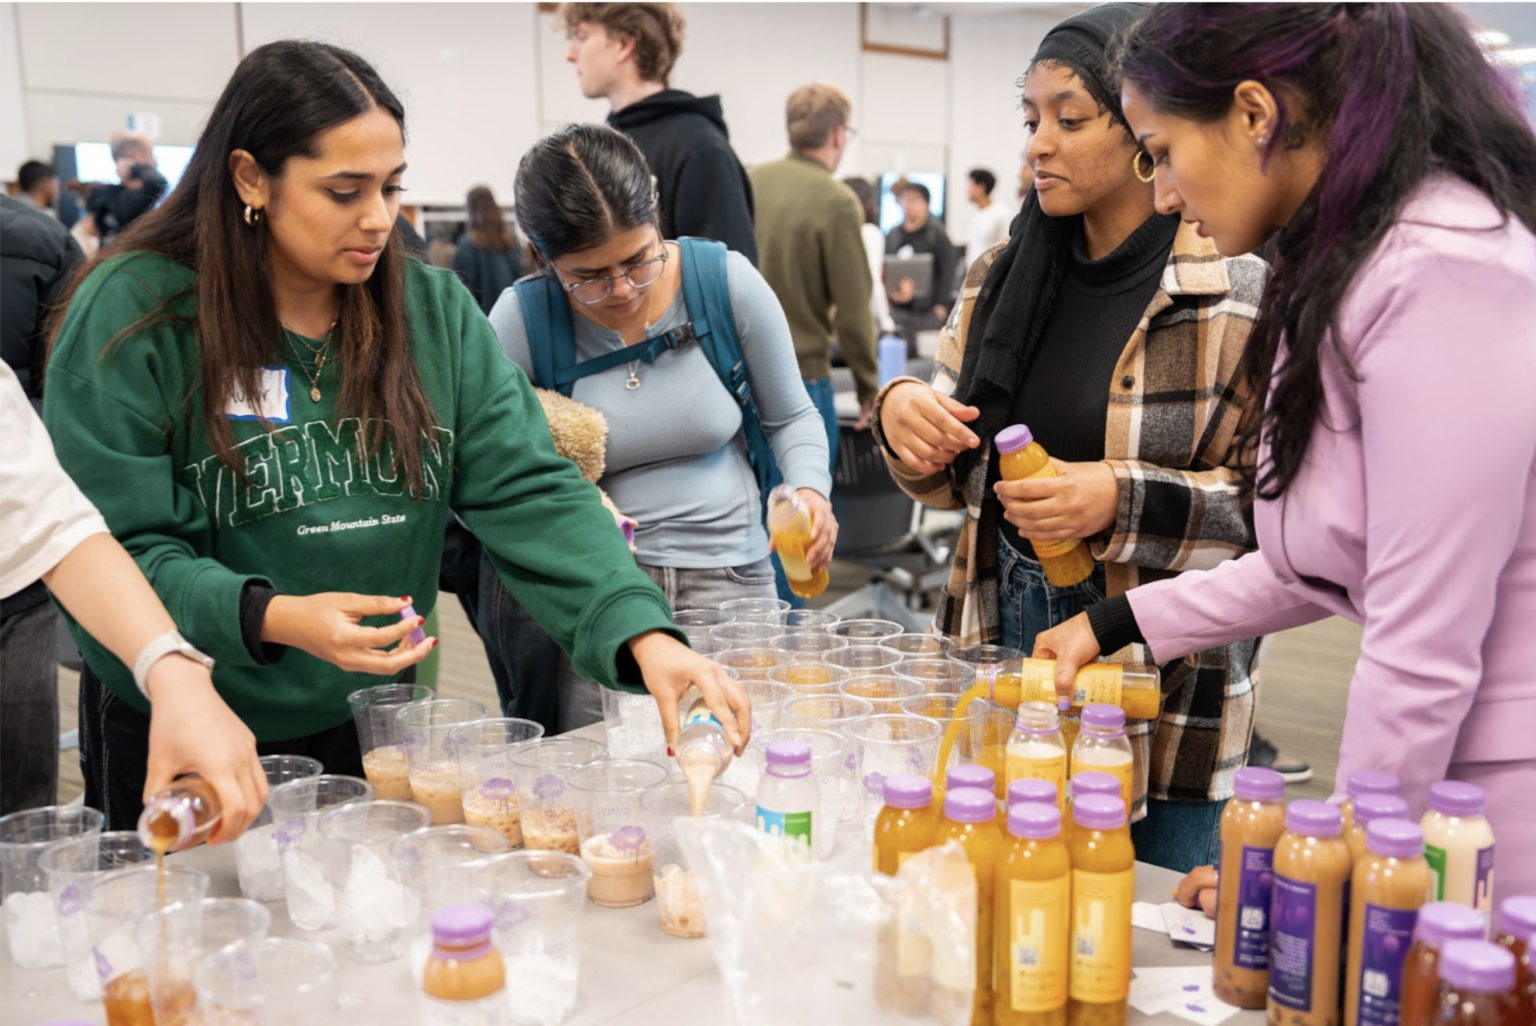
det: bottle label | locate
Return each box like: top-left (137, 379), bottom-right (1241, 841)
top-left (1234, 845), bottom-right (1276, 969)
top-left (1010, 875), bottom-right (1069, 1012)
top-left (1069, 868), bottom-right (1133, 1003)
top-left (1070, 664), bottom-right (1124, 709)
top-left (1357, 903), bottom-right (1419, 1026)
top-left (1017, 463), bottom-right (1078, 559)
top-left (680, 707), bottom-right (721, 733)
top-left (425, 993), bottom-right (505, 1025)
top-left (1425, 844), bottom-right (1447, 900)
top-left (1268, 874), bottom-right (1316, 1010)
top-left (755, 807), bottom-right (812, 851)
top-left (1475, 845), bottom-right (1494, 912)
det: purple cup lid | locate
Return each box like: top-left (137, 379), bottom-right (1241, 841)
top-left (1413, 902), bottom-right (1488, 950)
top-left (765, 741), bottom-right (812, 769)
top-left (1428, 780), bottom-right (1486, 818)
top-left (1233, 767), bottom-right (1285, 803)
top-left (432, 902), bottom-right (494, 945)
top-left (1007, 779), bottom-right (1058, 807)
top-left (1081, 704), bottom-right (1126, 731)
top-left (1354, 793), bottom-right (1410, 829)
top-left (881, 774), bottom-right (933, 810)
top-left (1365, 818), bottom-right (1424, 859)
top-left (1072, 793), bottom-right (1126, 831)
top-left (1438, 940), bottom-right (1516, 994)
top-left (1008, 802), bottom-right (1061, 840)
top-left (1497, 896), bottom-right (1536, 943)
top-left (1346, 770), bottom-right (1400, 800)
top-left (947, 764), bottom-right (996, 794)
top-left (1072, 772), bottom-right (1121, 799)
top-left (1285, 799), bottom-right (1343, 837)
top-left (996, 424), bottom-right (1034, 455)
top-left (944, 787), bottom-right (997, 824)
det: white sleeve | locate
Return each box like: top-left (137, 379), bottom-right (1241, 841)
top-left (0, 362), bottom-right (110, 598)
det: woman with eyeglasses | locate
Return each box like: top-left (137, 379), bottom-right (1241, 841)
top-left (486, 123), bottom-right (836, 731)
top-left (42, 43), bottom-right (751, 832)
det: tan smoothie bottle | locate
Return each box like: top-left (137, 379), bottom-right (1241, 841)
top-left (1268, 799), bottom-right (1352, 1026)
top-left (1344, 818), bottom-right (1434, 1026)
top-left (1215, 767), bottom-right (1290, 1009)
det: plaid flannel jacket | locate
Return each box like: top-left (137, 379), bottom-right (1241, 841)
top-left (870, 222), bottom-right (1269, 813)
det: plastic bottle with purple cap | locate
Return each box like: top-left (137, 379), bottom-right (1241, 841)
top-left (1432, 940), bottom-right (1526, 1026)
top-left (1006, 701), bottom-right (1067, 814)
top-left (1421, 781), bottom-right (1496, 913)
top-left (1215, 766), bottom-right (1289, 1009)
top-left (1345, 818), bottom-right (1435, 1026)
top-left (1399, 901), bottom-right (1489, 1026)
top-left (1063, 771), bottom-right (1120, 851)
top-left (995, 801), bottom-right (1070, 1026)
top-left (935, 786), bottom-right (1003, 1026)
top-left (873, 774), bottom-right (938, 875)
top-left (1071, 704), bottom-right (1134, 811)
top-left (1493, 897), bottom-right (1536, 1024)
top-left (995, 424), bottom-right (1095, 587)
top-left (1339, 770), bottom-right (1401, 829)
top-left (1346, 793), bottom-right (1411, 864)
top-left (1067, 793), bottom-right (1134, 1016)
top-left (422, 902), bottom-right (505, 1024)
top-left (755, 741), bottom-right (818, 857)
top-left (1268, 799), bottom-right (1352, 1026)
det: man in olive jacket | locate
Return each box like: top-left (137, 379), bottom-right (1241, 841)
top-left (750, 82), bottom-right (878, 473)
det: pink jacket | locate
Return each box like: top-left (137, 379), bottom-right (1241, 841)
top-left (1129, 177), bottom-right (1536, 829)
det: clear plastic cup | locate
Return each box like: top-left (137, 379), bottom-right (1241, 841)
top-left (390, 824), bottom-right (508, 982)
top-left (317, 800), bottom-right (431, 963)
top-left (673, 608), bottom-right (736, 648)
top-left (475, 852), bottom-right (593, 1025)
top-left (235, 754), bottom-right (324, 903)
top-left (639, 783), bottom-right (747, 937)
top-left (849, 714), bottom-right (945, 830)
top-left (953, 644), bottom-right (1026, 699)
top-left (828, 644), bottom-right (905, 673)
top-left (739, 680), bottom-right (797, 733)
top-left (878, 633), bottom-right (955, 657)
top-left (600, 688), bottom-right (667, 763)
top-left (194, 936), bottom-right (339, 1024)
top-left (718, 596), bottom-right (791, 622)
top-left (689, 636), bottom-right (729, 659)
top-left (568, 760), bottom-right (669, 908)
top-left (397, 698), bottom-right (488, 825)
top-left (771, 631), bottom-right (850, 662)
top-left (347, 683), bottom-right (435, 801)
top-left (900, 692), bottom-right (986, 768)
top-left (708, 621), bottom-right (785, 650)
top-left (839, 675), bottom-right (925, 714)
top-left (265, 774), bottom-right (375, 931)
top-left (769, 609), bottom-right (841, 633)
top-left (830, 619), bottom-right (906, 640)
top-left (135, 897), bottom-right (272, 1025)
top-left (39, 831), bottom-right (154, 1000)
top-left (970, 699), bottom-right (1015, 798)
top-left (506, 738), bottom-right (606, 856)
top-left (82, 866), bottom-right (209, 1019)
top-left (747, 728), bottom-right (849, 851)
top-left (768, 661), bottom-right (852, 694)
top-left (716, 646), bottom-right (784, 682)
top-left (450, 717), bottom-right (546, 849)
top-left (895, 657), bottom-right (979, 696)
top-left (783, 694), bottom-right (876, 736)
top-left (0, 805), bottom-right (104, 970)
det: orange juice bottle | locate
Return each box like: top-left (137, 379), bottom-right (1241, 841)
top-left (995, 424), bottom-right (1094, 588)
top-left (1010, 659), bottom-right (1162, 721)
top-left (935, 787), bottom-right (1004, 1026)
top-left (1067, 794), bottom-right (1135, 1016)
top-left (996, 802), bottom-right (1071, 1026)
top-left (766, 485), bottom-right (829, 599)
top-left (1071, 705), bottom-right (1134, 812)
top-left (1063, 772), bottom-right (1120, 852)
top-left (874, 774), bottom-right (940, 876)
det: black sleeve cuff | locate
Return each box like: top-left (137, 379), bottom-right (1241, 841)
top-left (1086, 595), bottom-right (1145, 656)
top-left (240, 583), bottom-right (287, 665)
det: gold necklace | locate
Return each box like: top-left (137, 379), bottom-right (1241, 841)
top-left (285, 319), bottom-right (337, 403)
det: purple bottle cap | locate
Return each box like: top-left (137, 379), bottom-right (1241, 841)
top-left (881, 774), bottom-right (933, 810)
top-left (996, 424), bottom-right (1034, 455)
top-left (1285, 799), bottom-right (1343, 838)
top-left (1233, 767), bottom-right (1285, 802)
top-left (1365, 818), bottom-right (1424, 859)
top-left (1438, 940), bottom-right (1516, 994)
top-left (947, 764), bottom-right (996, 795)
top-left (1354, 793), bottom-right (1410, 829)
top-left (1428, 781), bottom-right (1486, 818)
top-left (1072, 772), bottom-right (1121, 799)
top-left (1081, 704), bottom-right (1126, 731)
top-left (1413, 902), bottom-right (1487, 950)
top-left (1008, 802), bottom-right (1062, 840)
top-left (432, 902), bottom-right (494, 945)
top-left (400, 604), bottom-right (427, 646)
top-left (1007, 779), bottom-right (1058, 807)
top-left (1072, 793), bottom-right (1126, 831)
top-left (944, 787), bottom-right (997, 824)
top-left (765, 741), bottom-right (812, 771)
top-left (1497, 896), bottom-right (1536, 944)
top-left (1346, 770), bottom-right (1400, 801)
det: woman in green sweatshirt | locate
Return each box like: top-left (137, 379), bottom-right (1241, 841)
top-left (42, 40), bottom-right (748, 833)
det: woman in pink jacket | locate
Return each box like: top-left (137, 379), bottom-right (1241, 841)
top-left (1036, 3), bottom-right (1536, 902)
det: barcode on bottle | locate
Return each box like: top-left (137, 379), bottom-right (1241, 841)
top-left (1076, 936), bottom-right (1096, 957)
top-left (1016, 947), bottom-right (1039, 967)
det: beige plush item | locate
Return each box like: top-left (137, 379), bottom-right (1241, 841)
top-left (534, 388), bottom-right (635, 541)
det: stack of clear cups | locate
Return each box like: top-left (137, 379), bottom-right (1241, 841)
top-left (718, 597), bottom-right (791, 623)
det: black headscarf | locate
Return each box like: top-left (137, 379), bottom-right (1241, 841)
top-left (952, 2), bottom-right (1151, 486)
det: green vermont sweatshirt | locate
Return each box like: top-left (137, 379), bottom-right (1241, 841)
top-left (44, 251), bottom-right (677, 740)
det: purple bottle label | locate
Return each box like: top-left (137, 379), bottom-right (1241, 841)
top-left (1268, 874), bottom-right (1315, 1010)
top-left (1235, 846), bottom-right (1275, 970)
top-left (1357, 903), bottom-right (1417, 1026)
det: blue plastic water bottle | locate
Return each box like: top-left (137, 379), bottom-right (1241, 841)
top-left (878, 333), bottom-right (907, 387)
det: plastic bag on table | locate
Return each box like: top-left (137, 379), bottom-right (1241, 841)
top-left (676, 819), bottom-right (974, 1026)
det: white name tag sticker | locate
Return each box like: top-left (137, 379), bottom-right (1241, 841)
top-left (226, 367), bottom-right (291, 422)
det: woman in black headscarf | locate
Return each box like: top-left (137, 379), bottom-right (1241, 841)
top-left (872, 3), bottom-right (1270, 870)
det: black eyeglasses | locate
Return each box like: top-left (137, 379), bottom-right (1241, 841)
top-left (556, 245), bottom-right (669, 305)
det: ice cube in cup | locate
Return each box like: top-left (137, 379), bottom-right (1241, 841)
top-left (0, 804), bottom-right (104, 970)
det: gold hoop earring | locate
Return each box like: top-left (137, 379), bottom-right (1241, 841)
top-left (1132, 150), bottom-right (1156, 185)
top-left (243, 204), bottom-right (262, 227)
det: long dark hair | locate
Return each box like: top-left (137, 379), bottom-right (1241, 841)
top-left (514, 123), bottom-right (658, 265)
top-left (843, 176), bottom-right (880, 227)
top-left (1117, 3), bottom-right (1536, 499)
top-left (49, 40), bottom-right (436, 495)
top-left (465, 184), bottom-right (516, 253)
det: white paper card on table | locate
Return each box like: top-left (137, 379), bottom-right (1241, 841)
top-left (1129, 966), bottom-right (1240, 1025)
top-left (1133, 901), bottom-right (1168, 932)
top-left (1161, 901), bottom-right (1216, 948)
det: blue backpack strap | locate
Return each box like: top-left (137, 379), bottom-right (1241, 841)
top-left (677, 237), bottom-right (783, 516)
top-left (514, 274), bottom-right (578, 398)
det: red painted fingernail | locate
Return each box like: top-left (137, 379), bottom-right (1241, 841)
top-left (417, 617), bottom-right (426, 627)
top-left (666, 746), bottom-right (675, 758)
top-left (399, 596), bottom-right (409, 603)
top-left (430, 637), bottom-right (439, 649)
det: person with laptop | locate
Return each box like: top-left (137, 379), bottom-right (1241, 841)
top-left (885, 181), bottom-right (958, 335)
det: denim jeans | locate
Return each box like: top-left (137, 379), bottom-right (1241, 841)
top-left (1, 599), bottom-right (60, 814)
top-left (1132, 797), bottom-right (1228, 873)
top-left (996, 532), bottom-right (1107, 655)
